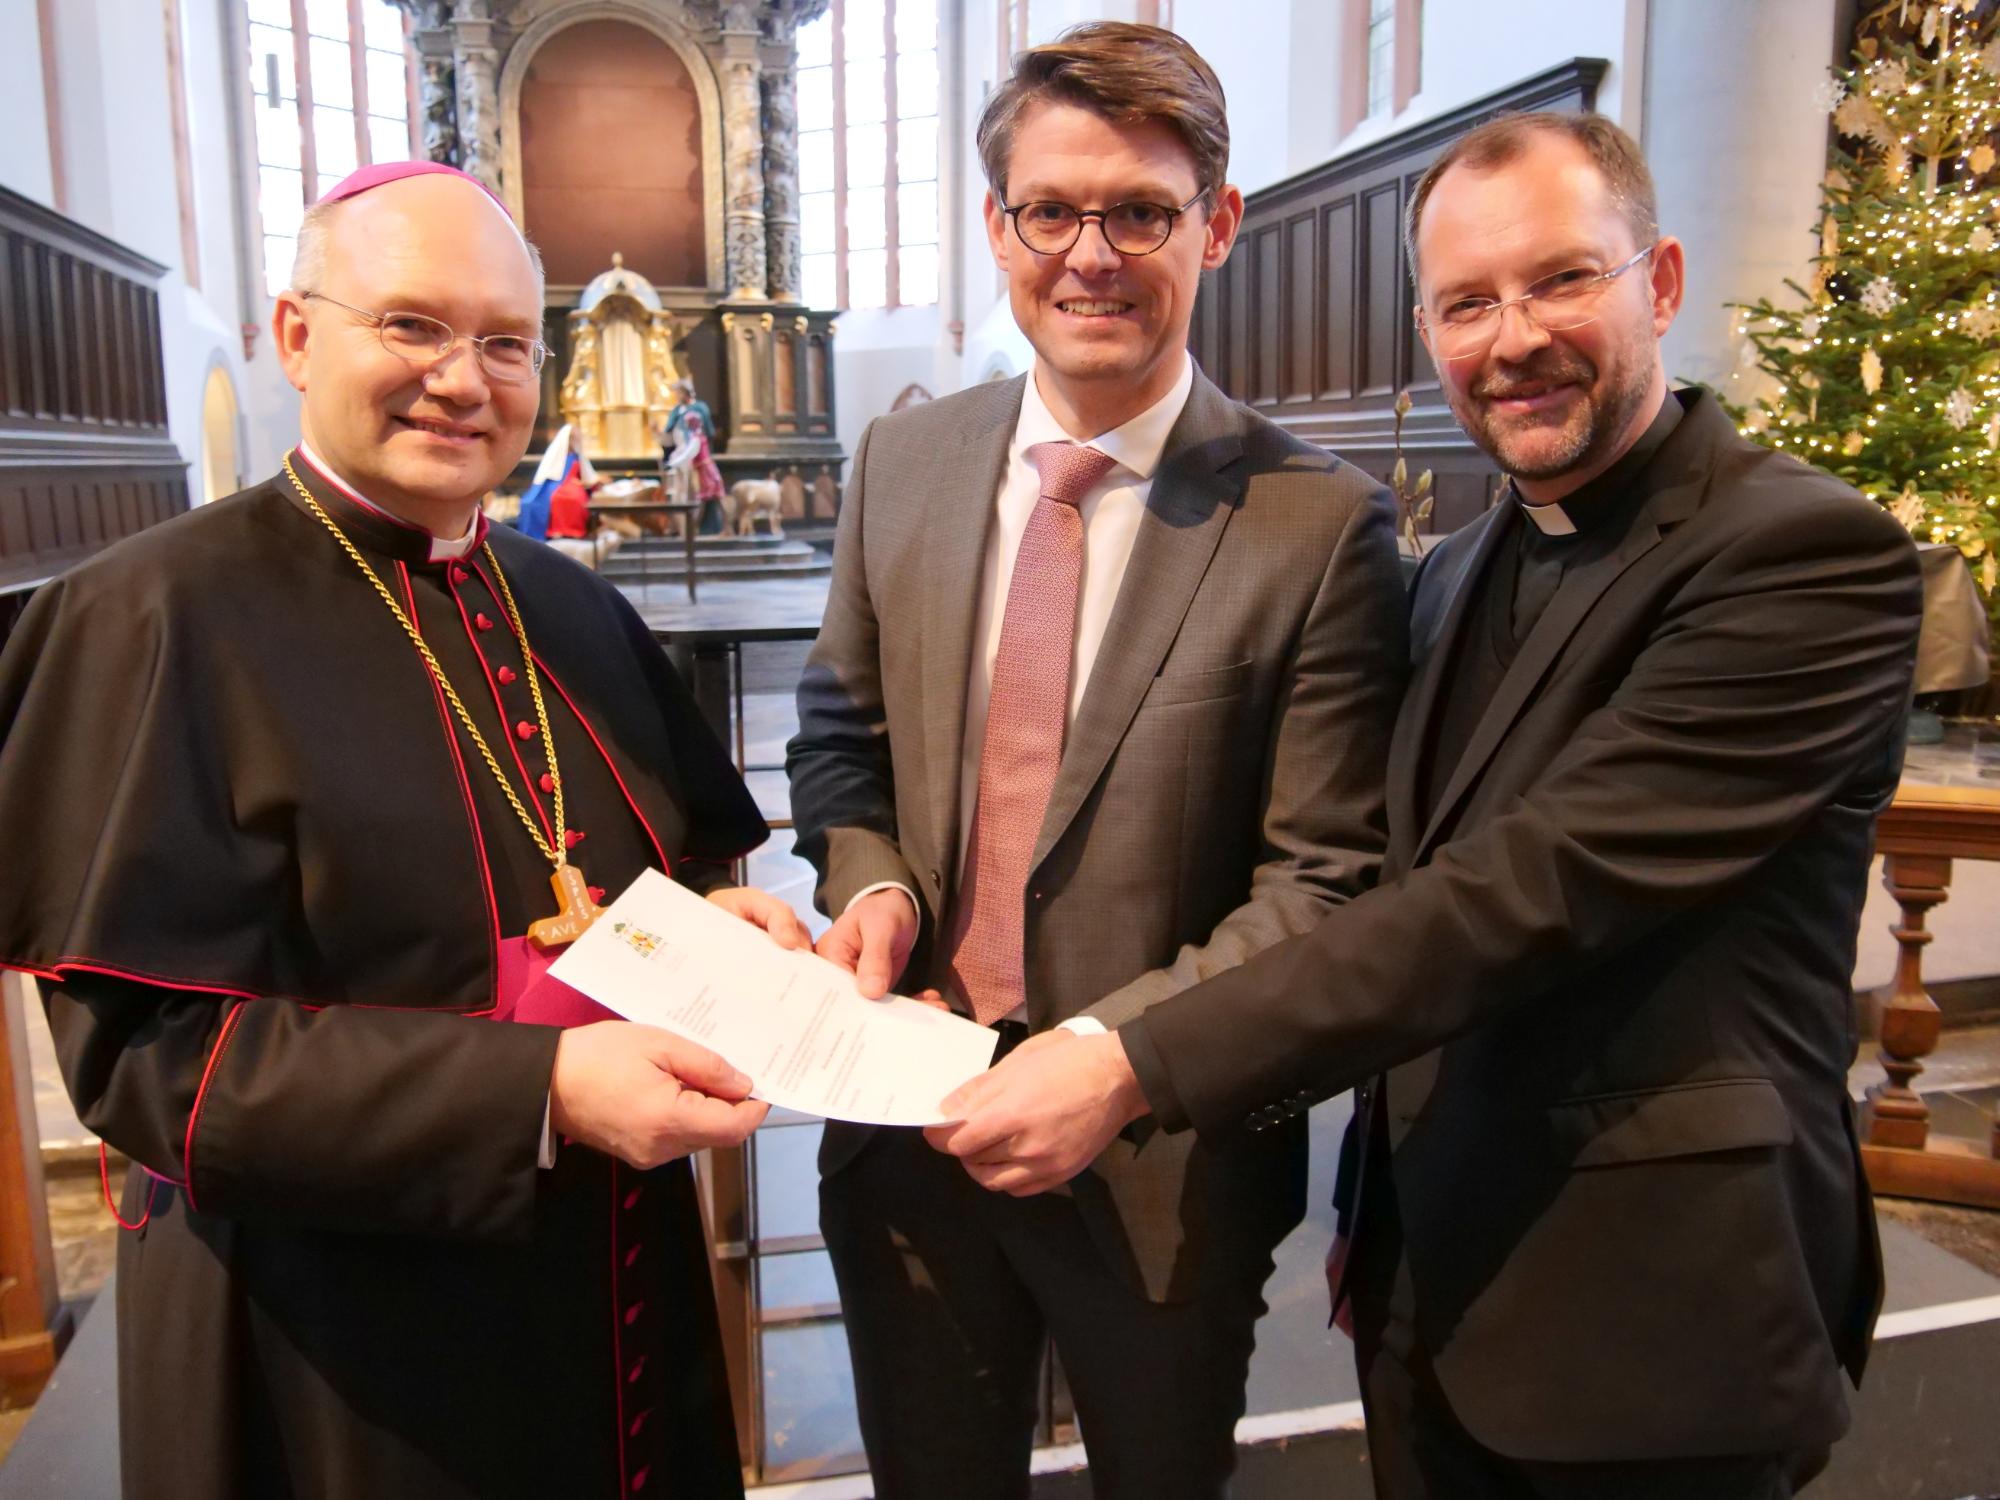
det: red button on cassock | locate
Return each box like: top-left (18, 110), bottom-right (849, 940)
top-left (625, 1356), bottom-right (646, 1384)
top-left (589, 887), bottom-right (606, 904)
top-left (450, 565), bottom-right (468, 584)
top-left (631, 1466), bottom-right (649, 1492)
top-left (538, 773), bottom-right (556, 793)
top-left (623, 1187), bottom-right (642, 1211)
top-left (624, 1243), bottom-right (641, 1267)
top-left (627, 1409), bottom-right (652, 1439)
top-left (497, 666), bottom-right (516, 684)
top-left (475, 613), bottom-right (494, 631)
top-left (565, 828), bottom-right (586, 848)
top-left (624, 1300), bottom-right (644, 1326)
top-left (515, 721), bottom-right (537, 740)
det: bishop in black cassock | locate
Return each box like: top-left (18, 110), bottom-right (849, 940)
top-left (0, 162), bottom-right (772, 1498)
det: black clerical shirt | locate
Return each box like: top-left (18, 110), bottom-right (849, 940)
top-left (1419, 391), bottom-right (1685, 824)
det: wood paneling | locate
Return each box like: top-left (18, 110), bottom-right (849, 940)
top-left (0, 186), bottom-right (188, 641)
top-left (1192, 59), bottom-right (1607, 534)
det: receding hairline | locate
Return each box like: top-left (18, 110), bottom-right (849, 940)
top-left (1405, 111), bottom-right (1658, 279)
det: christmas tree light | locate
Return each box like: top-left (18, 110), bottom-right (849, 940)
top-left (1727, 0), bottom-right (2000, 639)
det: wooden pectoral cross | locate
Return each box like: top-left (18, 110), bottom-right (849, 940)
top-left (528, 863), bottom-right (604, 951)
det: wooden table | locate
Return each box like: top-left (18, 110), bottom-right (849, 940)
top-left (1859, 732), bottom-right (2000, 1209)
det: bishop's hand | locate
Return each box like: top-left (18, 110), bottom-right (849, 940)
top-left (549, 1021), bottom-right (768, 1169)
top-left (706, 884), bottom-right (813, 952)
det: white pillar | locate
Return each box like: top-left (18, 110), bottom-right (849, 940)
top-left (1645, 0), bottom-right (1843, 392)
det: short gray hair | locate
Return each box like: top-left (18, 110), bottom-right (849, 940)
top-left (287, 194), bottom-right (546, 295)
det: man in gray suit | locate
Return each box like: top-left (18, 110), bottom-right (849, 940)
top-left (786, 22), bottom-right (1407, 1500)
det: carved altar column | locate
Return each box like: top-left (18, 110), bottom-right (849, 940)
top-left (403, 1), bottom-right (458, 164)
top-left (453, 0), bottom-right (503, 193)
top-left (718, 7), bottom-right (769, 301)
top-left (760, 36), bottom-right (802, 302)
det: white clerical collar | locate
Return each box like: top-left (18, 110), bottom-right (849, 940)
top-left (1519, 498), bottom-right (1578, 536)
top-left (1013, 353), bottom-right (1195, 481)
top-left (296, 439), bottom-right (483, 561)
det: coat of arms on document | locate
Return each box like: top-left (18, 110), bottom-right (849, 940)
top-left (612, 921), bottom-right (662, 959)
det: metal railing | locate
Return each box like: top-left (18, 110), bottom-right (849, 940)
top-left (658, 626), bottom-right (1076, 1486)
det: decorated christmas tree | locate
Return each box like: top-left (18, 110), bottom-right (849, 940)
top-left (1726, 0), bottom-right (2000, 639)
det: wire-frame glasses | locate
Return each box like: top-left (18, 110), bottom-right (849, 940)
top-left (302, 292), bottom-right (549, 383)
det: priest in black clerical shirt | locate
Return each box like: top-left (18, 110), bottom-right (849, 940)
top-left (938, 115), bottom-right (1922, 1498)
top-left (0, 162), bottom-right (799, 1499)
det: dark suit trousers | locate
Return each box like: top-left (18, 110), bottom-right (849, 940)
top-left (820, 1129), bottom-right (1275, 1500)
top-left (1349, 1168), bottom-right (1829, 1500)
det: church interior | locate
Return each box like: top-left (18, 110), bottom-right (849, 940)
top-left (2, 1), bottom-right (2000, 1495)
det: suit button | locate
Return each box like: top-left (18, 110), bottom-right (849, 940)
top-left (929, 868), bottom-right (942, 889)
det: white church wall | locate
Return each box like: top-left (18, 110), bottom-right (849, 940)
top-left (828, 302), bottom-right (945, 460)
top-left (1327, 0), bottom-right (1645, 165)
top-left (1646, 0), bottom-right (1843, 398)
top-left (0, 7), bottom-right (56, 210)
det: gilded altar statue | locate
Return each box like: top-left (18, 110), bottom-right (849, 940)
top-left (558, 253), bottom-right (686, 459)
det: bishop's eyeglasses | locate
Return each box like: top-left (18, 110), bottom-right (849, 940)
top-left (1415, 243), bottom-right (1657, 363)
top-left (1000, 191), bottom-right (1210, 257)
top-left (302, 292), bottom-right (550, 383)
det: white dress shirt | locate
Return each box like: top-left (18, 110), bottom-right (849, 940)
top-left (850, 354), bottom-right (1197, 1032)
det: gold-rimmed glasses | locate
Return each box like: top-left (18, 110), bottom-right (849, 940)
top-left (301, 292), bottom-right (549, 383)
top-left (1416, 243), bottom-right (1657, 363)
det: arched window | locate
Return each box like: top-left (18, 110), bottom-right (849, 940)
top-left (796, 0), bottom-right (940, 310)
top-left (242, 0), bottom-right (419, 295)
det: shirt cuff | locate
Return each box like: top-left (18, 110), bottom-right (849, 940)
top-left (538, 1093), bottom-right (558, 1169)
top-left (845, 881), bottom-right (919, 918)
top-left (1057, 1016), bottom-right (1107, 1037)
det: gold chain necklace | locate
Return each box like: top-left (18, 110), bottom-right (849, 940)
top-left (281, 454), bottom-right (602, 948)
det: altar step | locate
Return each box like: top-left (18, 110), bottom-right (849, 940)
top-left (597, 534), bottom-right (831, 583)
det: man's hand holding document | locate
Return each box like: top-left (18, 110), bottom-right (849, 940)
top-left (551, 871), bottom-right (997, 1125)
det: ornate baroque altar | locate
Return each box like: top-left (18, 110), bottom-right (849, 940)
top-left (391, 0), bottom-right (842, 506)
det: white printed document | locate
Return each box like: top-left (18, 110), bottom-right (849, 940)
top-left (549, 870), bottom-right (998, 1126)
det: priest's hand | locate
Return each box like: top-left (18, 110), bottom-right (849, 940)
top-left (706, 885), bottom-right (813, 951)
top-left (815, 888), bottom-right (919, 999)
top-left (549, 1021), bottom-right (768, 1169)
top-left (924, 1030), bottom-right (1149, 1196)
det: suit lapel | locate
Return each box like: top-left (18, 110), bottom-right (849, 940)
top-left (1386, 507), bottom-right (1512, 871)
top-left (1032, 376), bottom-right (1244, 871)
top-left (1414, 431), bottom-right (1714, 862)
top-left (921, 377), bottom-right (1025, 890)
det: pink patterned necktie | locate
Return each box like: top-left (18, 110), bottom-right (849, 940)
top-left (947, 441), bottom-right (1118, 1025)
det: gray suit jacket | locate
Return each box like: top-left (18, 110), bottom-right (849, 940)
top-left (787, 369), bottom-right (1408, 1300)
